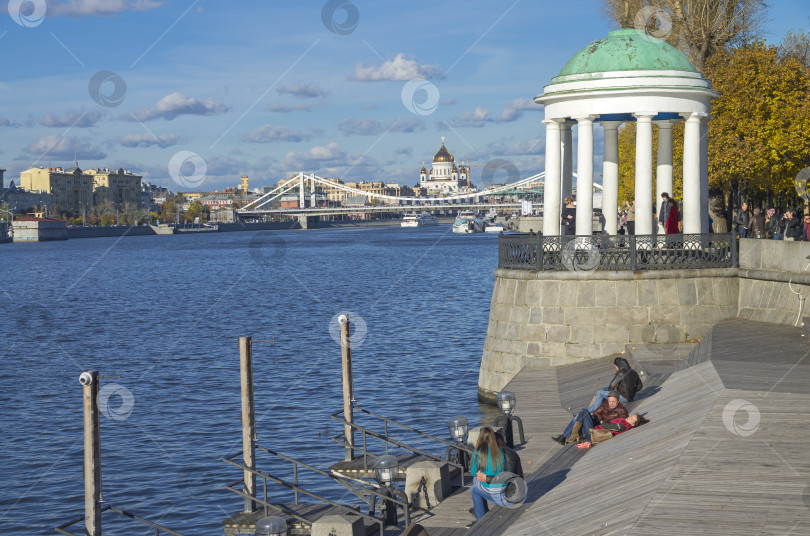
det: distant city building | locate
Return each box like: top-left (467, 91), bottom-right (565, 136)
top-left (1, 181), bottom-right (52, 214)
top-left (86, 167), bottom-right (142, 208)
top-left (419, 138), bottom-right (469, 195)
top-left (198, 193), bottom-right (233, 211)
top-left (240, 175), bottom-right (249, 193)
top-left (19, 166), bottom-right (94, 215)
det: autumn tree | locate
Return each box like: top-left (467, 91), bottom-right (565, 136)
top-left (601, 0), bottom-right (768, 72)
top-left (706, 41), bottom-right (810, 214)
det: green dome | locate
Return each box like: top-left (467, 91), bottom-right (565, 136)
top-left (555, 29), bottom-right (696, 81)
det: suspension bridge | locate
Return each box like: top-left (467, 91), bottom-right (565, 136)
top-left (238, 172), bottom-right (551, 218)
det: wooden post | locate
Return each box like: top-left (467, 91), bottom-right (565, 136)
top-left (340, 315), bottom-right (355, 461)
top-left (239, 336), bottom-right (257, 513)
top-left (82, 370), bottom-right (101, 536)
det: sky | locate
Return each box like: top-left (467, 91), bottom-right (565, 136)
top-left (1, 0), bottom-right (807, 193)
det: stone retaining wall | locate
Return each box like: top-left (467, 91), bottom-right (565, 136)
top-left (478, 238), bottom-right (810, 401)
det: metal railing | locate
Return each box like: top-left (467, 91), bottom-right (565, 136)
top-left (55, 505), bottom-right (187, 536)
top-left (329, 406), bottom-right (473, 486)
top-left (222, 446), bottom-right (405, 534)
top-left (498, 232), bottom-right (738, 271)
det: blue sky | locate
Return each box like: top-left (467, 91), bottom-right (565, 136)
top-left (1, 0), bottom-right (807, 192)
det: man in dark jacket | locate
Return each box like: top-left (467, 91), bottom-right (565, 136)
top-left (747, 207), bottom-right (766, 238)
top-left (587, 357), bottom-right (643, 412)
top-left (784, 210), bottom-right (801, 241)
top-left (734, 202), bottom-right (750, 238)
top-left (658, 192), bottom-right (671, 234)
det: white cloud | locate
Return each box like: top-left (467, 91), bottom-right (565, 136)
top-left (337, 117), bottom-right (425, 136)
top-left (46, 0), bottom-right (163, 17)
top-left (350, 53), bottom-right (443, 82)
top-left (279, 142), bottom-right (348, 170)
top-left (115, 132), bottom-right (180, 147)
top-left (277, 84), bottom-right (328, 99)
top-left (241, 125), bottom-right (313, 143)
top-left (24, 133), bottom-right (106, 160)
top-left (125, 92), bottom-right (229, 122)
top-left (448, 106), bottom-right (490, 128)
top-left (40, 108), bottom-right (102, 128)
top-left (497, 97), bottom-right (542, 122)
top-left (0, 117), bottom-right (21, 128)
top-left (266, 102), bottom-right (324, 113)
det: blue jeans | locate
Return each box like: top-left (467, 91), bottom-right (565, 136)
top-left (471, 480), bottom-right (507, 519)
top-left (587, 389), bottom-right (629, 413)
top-left (738, 227), bottom-right (748, 238)
top-left (773, 233), bottom-right (783, 240)
top-left (562, 409), bottom-right (596, 442)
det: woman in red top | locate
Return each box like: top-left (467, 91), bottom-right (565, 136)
top-left (577, 413), bottom-right (649, 448)
top-left (665, 199), bottom-right (680, 234)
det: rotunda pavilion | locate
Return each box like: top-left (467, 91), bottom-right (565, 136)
top-left (535, 28), bottom-right (720, 236)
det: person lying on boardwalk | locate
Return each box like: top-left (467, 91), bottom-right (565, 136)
top-left (469, 427), bottom-right (508, 523)
top-left (587, 357), bottom-right (643, 412)
top-left (551, 391), bottom-right (628, 445)
top-left (579, 413), bottom-right (650, 449)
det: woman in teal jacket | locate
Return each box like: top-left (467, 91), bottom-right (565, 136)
top-left (469, 427), bottom-right (507, 521)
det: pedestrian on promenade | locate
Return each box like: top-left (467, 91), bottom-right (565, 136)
top-left (658, 192), bottom-right (671, 234)
top-left (801, 213), bottom-right (810, 241)
top-left (766, 208), bottom-right (782, 239)
top-left (734, 202), bottom-right (750, 238)
top-left (469, 427), bottom-right (507, 522)
top-left (665, 199), bottom-right (680, 234)
top-left (476, 430), bottom-right (525, 506)
top-left (581, 413), bottom-right (650, 448)
top-left (562, 197), bottom-right (576, 235)
top-left (784, 210), bottom-right (801, 241)
top-left (551, 392), bottom-right (628, 445)
top-left (748, 207), bottom-right (766, 238)
top-left (587, 357), bottom-right (643, 412)
top-left (626, 200), bottom-right (636, 235)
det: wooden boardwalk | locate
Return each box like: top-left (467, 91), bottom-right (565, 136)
top-left (477, 319), bottom-right (810, 535)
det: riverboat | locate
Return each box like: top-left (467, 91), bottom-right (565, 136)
top-left (452, 211), bottom-right (484, 233)
top-left (401, 212), bottom-right (440, 227)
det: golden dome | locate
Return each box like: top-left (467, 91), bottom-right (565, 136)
top-left (433, 143), bottom-right (454, 163)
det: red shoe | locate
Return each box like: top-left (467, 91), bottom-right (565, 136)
top-left (576, 441), bottom-right (591, 449)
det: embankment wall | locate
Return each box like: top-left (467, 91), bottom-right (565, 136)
top-left (478, 238), bottom-right (810, 401)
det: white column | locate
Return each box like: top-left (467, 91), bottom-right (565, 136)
top-left (299, 173), bottom-right (305, 208)
top-left (542, 119), bottom-right (562, 236)
top-left (574, 115), bottom-right (597, 236)
top-left (561, 121), bottom-right (574, 204)
top-left (601, 121), bottom-right (622, 235)
top-left (682, 113), bottom-right (705, 234)
top-left (654, 119), bottom-right (674, 202)
top-left (699, 117), bottom-right (710, 233)
top-left (634, 113), bottom-right (655, 235)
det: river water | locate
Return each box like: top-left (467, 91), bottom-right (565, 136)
top-left (0, 226), bottom-right (503, 535)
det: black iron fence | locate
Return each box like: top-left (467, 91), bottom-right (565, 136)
top-left (498, 232), bottom-right (738, 271)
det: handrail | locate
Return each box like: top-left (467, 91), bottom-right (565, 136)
top-left (329, 407), bottom-right (472, 485)
top-left (498, 232), bottom-right (738, 271)
top-left (222, 448), bottom-right (410, 532)
top-left (55, 504), bottom-right (187, 536)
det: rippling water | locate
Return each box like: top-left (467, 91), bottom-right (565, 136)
top-left (0, 226), bottom-right (502, 535)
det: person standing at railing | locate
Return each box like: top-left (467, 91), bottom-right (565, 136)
top-left (562, 197), bottom-right (576, 235)
top-left (748, 207), bottom-right (766, 239)
top-left (766, 208), bottom-right (782, 239)
top-left (658, 193), bottom-right (671, 235)
top-left (734, 202), bottom-right (750, 238)
top-left (626, 200), bottom-right (635, 235)
top-left (665, 199), bottom-right (680, 234)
